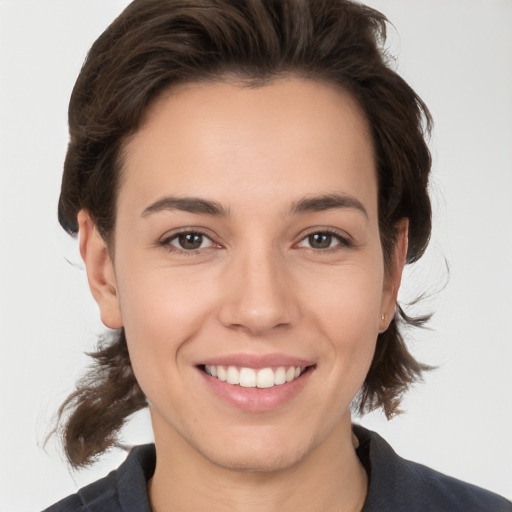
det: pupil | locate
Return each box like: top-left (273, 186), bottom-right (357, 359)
top-left (309, 233), bottom-right (331, 249)
top-left (179, 233), bottom-right (203, 250)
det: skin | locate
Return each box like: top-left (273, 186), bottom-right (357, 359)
top-left (79, 78), bottom-right (408, 512)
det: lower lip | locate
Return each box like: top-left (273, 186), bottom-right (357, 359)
top-left (198, 368), bottom-right (313, 412)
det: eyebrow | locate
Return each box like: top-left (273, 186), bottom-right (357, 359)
top-left (141, 192), bottom-right (368, 219)
top-left (290, 193), bottom-right (368, 218)
top-left (141, 196), bottom-right (229, 217)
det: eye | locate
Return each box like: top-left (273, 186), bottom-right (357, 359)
top-left (166, 232), bottom-right (215, 251)
top-left (297, 231), bottom-right (349, 250)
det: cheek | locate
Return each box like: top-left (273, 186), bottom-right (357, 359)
top-left (115, 270), bottom-right (217, 415)
top-left (116, 266), bottom-right (216, 368)
top-left (304, 261), bottom-right (384, 328)
top-left (302, 262), bottom-right (383, 373)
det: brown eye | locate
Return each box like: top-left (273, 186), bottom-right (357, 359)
top-left (307, 233), bottom-right (333, 249)
top-left (297, 231), bottom-right (349, 251)
top-left (179, 233), bottom-right (203, 249)
top-left (169, 232), bottom-right (211, 250)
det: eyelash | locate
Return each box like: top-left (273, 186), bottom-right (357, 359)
top-left (296, 229), bottom-right (353, 252)
top-left (159, 228), bottom-right (352, 255)
top-left (160, 230), bottom-right (218, 255)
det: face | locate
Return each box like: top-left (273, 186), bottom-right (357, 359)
top-left (80, 78), bottom-right (405, 472)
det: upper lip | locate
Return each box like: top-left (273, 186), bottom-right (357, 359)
top-left (197, 353), bottom-right (315, 369)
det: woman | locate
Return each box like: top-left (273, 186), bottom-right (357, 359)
top-left (29, 0), bottom-right (510, 510)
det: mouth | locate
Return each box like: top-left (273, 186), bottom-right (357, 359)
top-left (199, 364), bottom-right (313, 388)
top-left (197, 357), bottom-right (316, 411)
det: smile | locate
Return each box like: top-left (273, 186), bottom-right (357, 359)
top-left (202, 365), bottom-right (307, 388)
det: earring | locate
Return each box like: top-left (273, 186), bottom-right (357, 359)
top-left (378, 314), bottom-right (387, 334)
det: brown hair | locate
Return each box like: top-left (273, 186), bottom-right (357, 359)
top-left (56, 0), bottom-right (432, 467)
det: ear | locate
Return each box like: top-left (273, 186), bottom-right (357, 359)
top-left (78, 210), bottom-right (123, 329)
top-left (379, 219), bottom-right (409, 333)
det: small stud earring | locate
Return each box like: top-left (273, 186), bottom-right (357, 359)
top-left (378, 314), bottom-right (387, 334)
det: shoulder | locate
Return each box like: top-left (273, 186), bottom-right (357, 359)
top-left (389, 456), bottom-right (512, 511)
top-left (41, 472), bottom-right (118, 512)
top-left (40, 444), bottom-right (155, 512)
top-left (353, 425), bottom-right (512, 512)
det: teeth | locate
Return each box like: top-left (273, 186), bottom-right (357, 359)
top-left (274, 367), bottom-right (286, 385)
top-left (204, 365), bottom-right (305, 388)
top-left (226, 366), bottom-right (240, 385)
top-left (256, 368), bottom-right (274, 388)
top-left (239, 368), bottom-right (256, 388)
top-left (217, 366), bottom-right (227, 381)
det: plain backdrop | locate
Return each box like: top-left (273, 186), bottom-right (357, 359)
top-left (1, 0), bottom-right (511, 510)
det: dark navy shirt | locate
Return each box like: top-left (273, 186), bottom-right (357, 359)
top-left (42, 426), bottom-right (512, 511)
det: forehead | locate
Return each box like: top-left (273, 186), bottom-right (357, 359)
top-left (120, 78), bottom-right (377, 217)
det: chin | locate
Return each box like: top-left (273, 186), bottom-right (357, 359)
top-left (208, 445), bottom-right (310, 474)
top-left (199, 430), bottom-right (315, 474)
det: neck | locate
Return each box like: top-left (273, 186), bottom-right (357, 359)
top-left (148, 419), bottom-right (367, 512)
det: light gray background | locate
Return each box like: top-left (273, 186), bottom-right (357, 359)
top-left (1, 1), bottom-right (511, 510)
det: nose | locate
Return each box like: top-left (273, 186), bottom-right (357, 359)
top-left (218, 247), bottom-right (301, 336)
